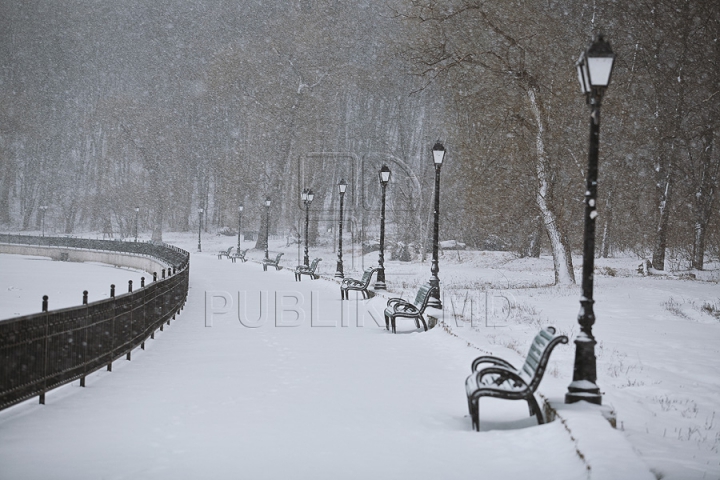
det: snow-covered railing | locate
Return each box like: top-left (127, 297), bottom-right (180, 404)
top-left (0, 235), bottom-right (190, 411)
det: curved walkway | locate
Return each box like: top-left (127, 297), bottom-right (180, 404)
top-left (0, 252), bottom-right (591, 479)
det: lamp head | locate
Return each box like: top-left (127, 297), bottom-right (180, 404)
top-left (577, 33), bottom-right (615, 95)
top-left (432, 142), bottom-right (446, 165)
top-left (379, 165), bottom-right (391, 185)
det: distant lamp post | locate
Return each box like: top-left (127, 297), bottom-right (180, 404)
top-left (335, 179), bottom-right (348, 278)
top-left (428, 142), bottom-right (446, 309)
top-left (264, 197), bottom-right (271, 261)
top-left (134, 206), bottom-right (140, 242)
top-left (375, 165), bottom-right (391, 290)
top-left (301, 188), bottom-right (314, 266)
top-left (566, 34), bottom-right (616, 406)
top-left (197, 207), bottom-right (204, 252)
top-left (237, 204), bottom-right (244, 252)
top-left (39, 205), bottom-right (48, 237)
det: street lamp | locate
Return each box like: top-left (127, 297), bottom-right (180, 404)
top-left (264, 197), bottom-right (271, 261)
top-left (566, 34), bottom-right (615, 406)
top-left (134, 206), bottom-right (140, 242)
top-left (237, 204), bottom-right (244, 252)
top-left (301, 188), bottom-right (314, 266)
top-left (428, 142), bottom-right (446, 309)
top-left (335, 179), bottom-right (348, 278)
top-left (197, 206), bottom-right (204, 252)
top-left (375, 165), bottom-right (391, 290)
top-left (39, 205), bottom-right (47, 237)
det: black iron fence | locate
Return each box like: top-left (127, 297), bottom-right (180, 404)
top-left (0, 235), bottom-right (190, 410)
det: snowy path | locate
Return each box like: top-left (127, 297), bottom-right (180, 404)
top-left (0, 252), bottom-right (588, 479)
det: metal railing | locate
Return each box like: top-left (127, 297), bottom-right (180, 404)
top-left (0, 235), bottom-right (190, 410)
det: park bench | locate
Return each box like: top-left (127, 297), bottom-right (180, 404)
top-left (230, 249), bottom-right (249, 263)
top-left (294, 258), bottom-right (322, 281)
top-left (218, 246), bottom-right (234, 259)
top-left (340, 266), bottom-right (380, 300)
top-left (465, 327), bottom-right (568, 431)
top-left (262, 252), bottom-right (284, 271)
top-left (383, 283), bottom-right (438, 333)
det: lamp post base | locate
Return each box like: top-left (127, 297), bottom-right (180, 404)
top-left (565, 383), bottom-right (602, 405)
top-left (565, 335), bottom-right (602, 405)
top-left (427, 297), bottom-right (442, 309)
top-left (374, 282), bottom-right (386, 291)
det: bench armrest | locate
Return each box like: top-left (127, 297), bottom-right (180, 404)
top-left (469, 366), bottom-right (529, 392)
top-left (342, 278), bottom-right (362, 287)
top-left (389, 301), bottom-right (419, 314)
top-left (471, 356), bottom-right (516, 372)
top-left (386, 297), bottom-right (406, 307)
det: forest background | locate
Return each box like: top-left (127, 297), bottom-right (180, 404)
top-left (1, 0), bottom-right (718, 283)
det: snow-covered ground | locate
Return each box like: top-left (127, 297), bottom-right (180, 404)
top-left (1, 231), bottom-right (718, 479)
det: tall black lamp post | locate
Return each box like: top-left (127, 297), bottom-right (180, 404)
top-left (335, 179), bottom-right (348, 278)
top-left (134, 206), bottom-right (140, 242)
top-left (375, 165), bottom-right (391, 290)
top-left (39, 205), bottom-right (47, 237)
top-left (301, 188), bottom-right (314, 266)
top-left (237, 204), bottom-right (244, 252)
top-left (428, 142), bottom-right (446, 309)
top-left (264, 197), bottom-right (271, 261)
top-left (197, 207), bottom-right (204, 252)
top-left (566, 34), bottom-right (615, 406)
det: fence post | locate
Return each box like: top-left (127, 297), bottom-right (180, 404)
top-left (80, 290), bottom-right (89, 387)
top-left (153, 272), bottom-right (157, 282)
top-left (108, 285), bottom-right (115, 372)
top-left (128, 280), bottom-right (133, 293)
top-left (141, 277), bottom-right (145, 288)
top-left (39, 295), bottom-right (49, 404)
top-left (162, 268), bottom-right (166, 279)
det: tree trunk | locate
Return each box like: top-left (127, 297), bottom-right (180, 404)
top-left (600, 188), bottom-right (614, 258)
top-left (692, 130), bottom-right (718, 270)
top-left (527, 86), bottom-right (575, 284)
top-left (651, 170), bottom-right (672, 270)
top-left (527, 215), bottom-right (542, 258)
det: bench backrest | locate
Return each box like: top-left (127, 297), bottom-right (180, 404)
top-left (360, 267), bottom-right (378, 284)
top-left (224, 247), bottom-right (233, 254)
top-left (413, 283), bottom-right (436, 311)
top-left (309, 258), bottom-right (321, 271)
top-left (519, 327), bottom-right (568, 389)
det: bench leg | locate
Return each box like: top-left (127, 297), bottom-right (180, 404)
top-left (419, 315), bottom-right (428, 331)
top-left (263, 264), bottom-right (267, 271)
top-left (469, 398), bottom-right (480, 431)
top-left (527, 395), bottom-right (544, 425)
top-left (384, 314), bottom-right (389, 330)
top-left (391, 317), bottom-right (396, 334)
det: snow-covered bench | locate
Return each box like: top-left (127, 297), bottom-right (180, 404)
top-left (231, 249), bottom-right (248, 263)
top-left (218, 246), bottom-right (233, 259)
top-left (262, 252), bottom-right (284, 271)
top-left (383, 283), bottom-right (438, 333)
top-left (465, 327), bottom-right (568, 431)
top-left (340, 266), bottom-right (380, 300)
top-left (294, 258), bottom-right (321, 281)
